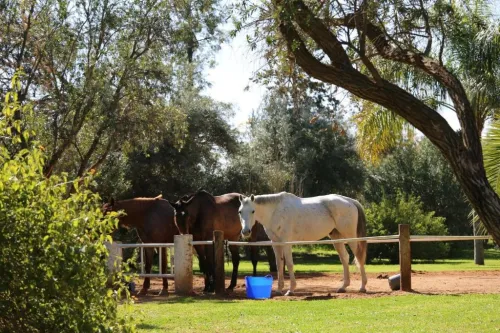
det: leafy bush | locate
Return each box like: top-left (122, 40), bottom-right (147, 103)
top-left (0, 74), bottom-right (134, 332)
top-left (366, 192), bottom-right (450, 263)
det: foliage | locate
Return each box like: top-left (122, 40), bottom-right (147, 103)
top-left (0, 0), bottom-right (226, 178)
top-left (482, 117), bottom-right (500, 205)
top-left (233, 0), bottom-right (500, 245)
top-left (365, 192), bottom-right (450, 263)
top-left (0, 74), bottom-right (134, 332)
top-left (113, 90), bottom-right (238, 200)
top-left (364, 139), bottom-right (471, 239)
top-left (228, 89), bottom-right (365, 197)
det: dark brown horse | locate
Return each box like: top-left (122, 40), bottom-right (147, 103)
top-left (250, 222), bottom-right (277, 276)
top-left (103, 195), bottom-right (178, 295)
top-left (171, 190), bottom-right (242, 292)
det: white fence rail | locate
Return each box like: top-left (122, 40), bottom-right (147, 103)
top-left (116, 243), bottom-right (175, 278)
top-left (112, 240), bottom-right (216, 279)
top-left (227, 234), bottom-right (492, 246)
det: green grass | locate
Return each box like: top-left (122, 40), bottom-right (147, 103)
top-left (125, 248), bottom-right (500, 332)
top-left (122, 294), bottom-right (500, 332)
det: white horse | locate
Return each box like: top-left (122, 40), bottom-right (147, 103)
top-left (238, 192), bottom-right (367, 296)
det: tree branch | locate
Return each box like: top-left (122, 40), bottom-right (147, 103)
top-left (329, 11), bottom-right (481, 155)
top-left (277, 1), bottom-right (459, 157)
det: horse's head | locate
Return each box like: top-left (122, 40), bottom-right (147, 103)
top-left (102, 197), bottom-right (115, 215)
top-left (171, 195), bottom-right (196, 234)
top-left (101, 198), bottom-right (128, 229)
top-left (238, 194), bottom-right (256, 237)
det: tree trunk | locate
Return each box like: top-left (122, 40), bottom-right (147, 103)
top-left (445, 150), bottom-right (500, 246)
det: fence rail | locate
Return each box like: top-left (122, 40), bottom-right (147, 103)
top-left (410, 235), bottom-right (491, 242)
top-left (227, 234), bottom-right (492, 246)
top-left (110, 227), bottom-right (494, 295)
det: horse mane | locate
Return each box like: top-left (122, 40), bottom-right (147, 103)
top-left (255, 192), bottom-right (289, 205)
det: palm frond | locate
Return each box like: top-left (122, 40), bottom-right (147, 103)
top-left (354, 101), bottom-right (415, 164)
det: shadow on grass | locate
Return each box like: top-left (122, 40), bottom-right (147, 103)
top-left (137, 323), bottom-right (161, 330)
top-left (134, 294), bottom-right (243, 305)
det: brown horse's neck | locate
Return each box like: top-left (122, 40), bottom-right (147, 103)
top-left (114, 198), bottom-right (159, 229)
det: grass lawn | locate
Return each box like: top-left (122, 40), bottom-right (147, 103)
top-left (122, 294), bottom-right (500, 332)
top-left (125, 248), bottom-right (500, 332)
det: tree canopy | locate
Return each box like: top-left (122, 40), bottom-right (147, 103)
top-left (234, 0), bottom-right (500, 244)
top-left (1, 0), bottom-right (226, 178)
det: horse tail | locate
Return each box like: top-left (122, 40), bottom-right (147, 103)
top-left (353, 201), bottom-right (367, 268)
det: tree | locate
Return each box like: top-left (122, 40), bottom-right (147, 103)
top-left (0, 73), bottom-right (134, 332)
top-left (234, 89), bottom-right (365, 197)
top-left (366, 192), bottom-right (449, 263)
top-left (236, 0), bottom-right (500, 244)
top-left (1, 0), bottom-right (226, 178)
top-left (112, 91), bottom-right (238, 200)
top-left (365, 139), bottom-right (471, 252)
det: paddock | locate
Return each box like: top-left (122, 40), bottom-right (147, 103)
top-left (109, 224), bottom-right (499, 301)
top-left (133, 269), bottom-right (500, 301)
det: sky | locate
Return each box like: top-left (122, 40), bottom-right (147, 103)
top-left (205, 31), bottom-right (267, 130)
top-left (204, 24), bottom-right (465, 133)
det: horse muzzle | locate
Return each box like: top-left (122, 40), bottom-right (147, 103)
top-left (241, 228), bottom-right (251, 237)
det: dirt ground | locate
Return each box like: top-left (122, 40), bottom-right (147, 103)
top-left (133, 270), bottom-right (500, 302)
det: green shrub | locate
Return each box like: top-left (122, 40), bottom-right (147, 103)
top-left (0, 73), bottom-right (135, 332)
top-left (366, 192), bottom-right (450, 263)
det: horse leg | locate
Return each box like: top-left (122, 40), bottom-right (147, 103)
top-left (250, 246), bottom-right (259, 277)
top-left (348, 240), bottom-right (368, 293)
top-left (227, 245), bottom-right (240, 291)
top-left (139, 247), bottom-right (154, 295)
top-left (282, 245), bottom-right (296, 296)
top-left (159, 247), bottom-right (169, 296)
top-left (195, 245), bottom-right (210, 292)
top-left (333, 242), bottom-right (351, 293)
top-left (266, 246), bottom-right (277, 273)
top-left (272, 245), bottom-right (285, 295)
top-left (205, 243), bottom-right (215, 293)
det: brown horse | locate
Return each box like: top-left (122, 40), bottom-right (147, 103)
top-left (171, 190), bottom-right (242, 292)
top-left (103, 195), bottom-right (178, 295)
top-left (250, 222), bottom-right (277, 276)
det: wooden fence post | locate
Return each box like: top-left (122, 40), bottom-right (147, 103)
top-left (213, 230), bottom-right (225, 295)
top-left (399, 224), bottom-right (412, 291)
top-left (174, 234), bottom-right (193, 295)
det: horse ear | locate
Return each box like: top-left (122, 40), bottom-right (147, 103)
top-left (250, 194), bottom-right (255, 202)
top-left (239, 194), bottom-right (244, 203)
top-left (182, 195), bottom-right (195, 205)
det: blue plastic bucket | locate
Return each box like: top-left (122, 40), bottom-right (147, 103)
top-left (245, 275), bottom-right (273, 299)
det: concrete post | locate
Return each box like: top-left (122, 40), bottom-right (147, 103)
top-left (174, 234), bottom-right (193, 295)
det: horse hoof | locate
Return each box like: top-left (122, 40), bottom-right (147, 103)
top-left (158, 289), bottom-right (169, 296)
top-left (226, 287), bottom-right (234, 293)
top-left (275, 291), bottom-right (283, 296)
top-left (337, 288), bottom-right (346, 293)
top-left (359, 288), bottom-right (367, 293)
top-left (284, 290), bottom-right (294, 296)
top-left (138, 288), bottom-right (148, 296)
